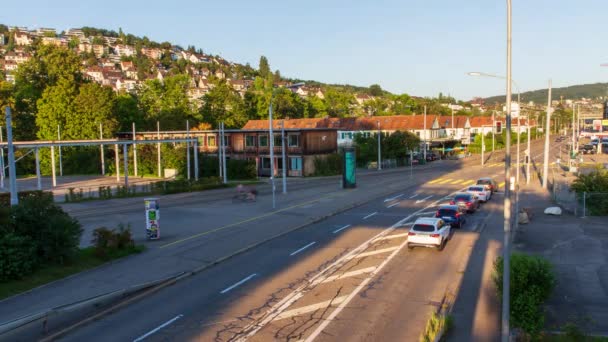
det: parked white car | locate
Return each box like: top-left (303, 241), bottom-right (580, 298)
top-left (466, 185), bottom-right (491, 202)
top-left (407, 217), bottom-right (451, 251)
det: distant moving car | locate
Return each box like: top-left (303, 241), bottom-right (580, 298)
top-left (435, 205), bottom-right (466, 229)
top-left (580, 144), bottom-right (595, 154)
top-left (449, 192), bottom-right (480, 213)
top-left (426, 153), bottom-right (438, 161)
top-left (476, 177), bottom-right (498, 193)
top-left (407, 217), bottom-right (451, 251)
top-left (466, 185), bottom-right (491, 202)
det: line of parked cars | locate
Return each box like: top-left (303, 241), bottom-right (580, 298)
top-left (407, 177), bottom-right (498, 251)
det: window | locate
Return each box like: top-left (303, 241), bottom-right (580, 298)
top-left (412, 224), bottom-right (435, 232)
top-left (221, 135), bottom-right (231, 146)
top-left (245, 135), bottom-right (256, 147)
top-left (261, 157), bottom-right (271, 169)
top-left (259, 135), bottom-right (268, 147)
top-left (341, 133), bottom-right (345, 139)
top-left (207, 135), bottom-right (216, 147)
top-left (290, 157), bottom-right (302, 171)
top-left (274, 134), bottom-right (283, 147)
top-left (288, 134), bottom-right (300, 147)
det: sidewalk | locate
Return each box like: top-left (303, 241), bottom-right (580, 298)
top-left (515, 183), bottom-right (608, 335)
top-left (449, 177), bottom-right (608, 340)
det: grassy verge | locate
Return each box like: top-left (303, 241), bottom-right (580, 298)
top-left (0, 245), bottom-right (145, 301)
top-left (420, 311), bottom-right (453, 342)
top-left (542, 334), bottom-right (608, 342)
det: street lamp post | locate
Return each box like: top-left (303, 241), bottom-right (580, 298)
top-left (5, 107), bottom-right (18, 205)
top-left (281, 120), bottom-right (287, 194)
top-left (503, 2), bottom-right (513, 339)
top-left (423, 106), bottom-right (427, 162)
top-left (543, 80), bottom-right (552, 189)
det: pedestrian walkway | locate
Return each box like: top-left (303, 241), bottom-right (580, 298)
top-left (449, 178), bottom-right (608, 341)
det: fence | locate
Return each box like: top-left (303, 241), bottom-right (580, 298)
top-left (549, 166), bottom-right (608, 217)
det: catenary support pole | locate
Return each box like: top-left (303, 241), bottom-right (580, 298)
top-left (221, 122), bottom-right (227, 184)
top-left (58, 125), bottom-right (63, 177)
top-left (526, 114), bottom-right (531, 185)
top-left (502, 1), bottom-right (513, 340)
top-left (5, 108), bottom-right (18, 205)
top-left (218, 126), bottom-right (223, 179)
top-left (193, 138), bottom-right (199, 180)
top-left (543, 80), bottom-right (552, 189)
top-left (281, 121), bottom-right (287, 193)
top-left (123, 143), bottom-right (129, 188)
top-left (186, 120), bottom-right (191, 180)
top-left (100, 123), bottom-right (105, 175)
top-left (133, 122), bottom-right (138, 177)
top-left (423, 106), bottom-right (427, 161)
top-left (269, 103), bottom-right (276, 209)
top-left (51, 145), bottom-right (57, 187)
top-left (115, 144), bottom-right (120, 182)
top-left (157, 121), bottom-right (161, 178)
top-left (0, 125), bottom-right (5, 189)
top-left (377, 121), bottom-right (382, 170)
top-left (35, 147), bottom-right (41, 190)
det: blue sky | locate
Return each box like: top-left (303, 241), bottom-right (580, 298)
top-left (2, 0), bottom-right (607, 100)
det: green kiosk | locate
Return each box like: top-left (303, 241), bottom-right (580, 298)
top-left (343, 147), bottom-right (357, 188)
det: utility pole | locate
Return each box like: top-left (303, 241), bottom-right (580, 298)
top-left (5, 107), bottom-right (18, 205)
top-left (133, 122), bottom-right (138, 177)
top-left (481, 128), bottom-right (485, 167)
top-left (221, 122), bottom-right (227, 184)
top-left (186, 120), bottom-right (191, 180)
top-left (0, 126), bottom-right (5, 189)
top-left (269, 102), bottom-right (276, 209)
top-left (377, 121), bottom-right (382, 170)
top-left (423, 106), bottom-right (427, 162)
top-left (502, 1), bottom-right (513, 340)
top-left (542, 80), bottom-right (552, 189)
top-left (526, 113), bottom-right (531, 185)
top-left (157, 121), bottom-right (162, 178)
top-left (281, 121), bottom-right (287, 194)
top-left (58, 125), bottom-right (63, 177)
top-left (99, 123), bottom-right (105, 175)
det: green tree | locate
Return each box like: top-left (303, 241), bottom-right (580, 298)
top-left (200, 79), bottom-right (246, 128)
top-left (324, 88), bottom-right (354, 117)
top-left (258, 55), bottom-right (270, 78)
top-left (115, 93), bottom-right (145, 132)
top-left (369, 84), bottom-right (383, 96)
top-left (138, 74), bottom-right (194, 129)
top-left (35, 77), bottom-right (78, 140)
top-left (72, 82), bottom-right (118, 139)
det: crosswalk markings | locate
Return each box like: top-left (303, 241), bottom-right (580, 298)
top-left (449, 179), bottom-right (465, 184)
top-left (436, 178), bottom-right (453, 184)
top-left (461, 180), bottom-right (475, 186)
top-left (427, 178), bottom-right (445, 184)
top-left (498, 181), bottom-right (505, 188)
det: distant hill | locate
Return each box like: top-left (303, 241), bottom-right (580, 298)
top-left (483, 82), bottom-right (608, 105)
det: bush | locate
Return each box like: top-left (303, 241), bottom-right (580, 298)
top-left (571, 169), bottom-right (608, 215)
top-left (91, 224), bottom-right (136, 259)
top-left (0, 193), bottom-right (82, 281)
top-left (312, 153), bottom-right (342, 176)
top-left (0, 234), bottom-right (37, 280)
top-left (493, 253), bottom-right (556, 339)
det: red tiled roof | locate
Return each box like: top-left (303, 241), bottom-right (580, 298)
top-left (242, 115), bottom-right (440, 131)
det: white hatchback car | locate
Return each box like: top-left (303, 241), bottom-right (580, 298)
top-left (407, 217), bottom-right (451, 251)
top-left (466, 185), bottom-right (491, 202)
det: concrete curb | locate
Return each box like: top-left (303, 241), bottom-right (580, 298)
top-left (13, 180), bottom-right (425, 340)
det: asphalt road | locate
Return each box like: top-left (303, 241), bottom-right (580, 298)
top-left (57, 136), bottom-right (566, 342)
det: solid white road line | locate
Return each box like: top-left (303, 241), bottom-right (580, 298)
top-left (273, 296), bottom-right (349, 321)
top-left (332, 224), bottom-right (351, 234)
top-left (220, 273), bottom-right (258, 294)
top-left (363, 212), bottom-right (378, 219)
top-left (318, 266), bottom-right (377, 284)
top-left (383, 194), bottom-right (404, 202)
top-left (133, 314), bottom-right (184, 342)
top-left (409, 193), bottom-right (419, 199)
top-left (290, 242), bottom-right (317, 256)
top-left (415, 195), bottom-right (433, 204)
top-left (350, 246), bottom-right (399, 259)
top-left (387, 201), bottom-right (400, 208)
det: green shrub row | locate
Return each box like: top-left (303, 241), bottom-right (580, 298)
top-left (313, 153), bottom-right (342, 176)
top-left (91, 224), bottom-right (137, 259)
